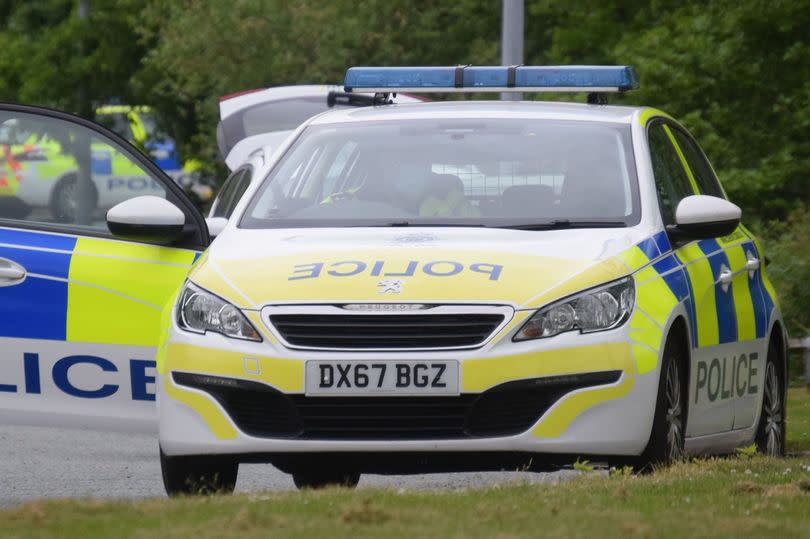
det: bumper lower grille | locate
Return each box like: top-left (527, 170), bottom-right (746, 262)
top-left (268, 313), bottom-right (505, 349)
top-left (173, 370), bottom-right (621, 440)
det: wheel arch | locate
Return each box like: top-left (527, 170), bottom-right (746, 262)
top-left (664, 314), bottom-right (691, 429)
top-left (48, 170), bottom-right (99, 219)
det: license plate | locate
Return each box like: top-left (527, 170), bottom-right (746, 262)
top-left (305, 360), bottom-right (459, 396)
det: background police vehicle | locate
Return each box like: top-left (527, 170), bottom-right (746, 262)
top-left (0, 66), bottom-right (787, 497)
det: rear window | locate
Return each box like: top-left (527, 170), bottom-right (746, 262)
top-left (241, 118), bottom-right (639, 229)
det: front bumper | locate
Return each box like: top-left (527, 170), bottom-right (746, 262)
top-left (158, 314), bottom-right (661, 460)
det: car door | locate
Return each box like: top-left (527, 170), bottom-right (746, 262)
top-left (0, 104), bottom-right (208, 432)
top-left (647, 119), bottom-right (735, 436)
top-left (667, 125), bottom-right (769, 430)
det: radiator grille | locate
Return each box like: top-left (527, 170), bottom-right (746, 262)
top-left (268, 313), bottom-right (505, 349)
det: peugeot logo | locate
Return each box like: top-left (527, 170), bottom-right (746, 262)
top-left (377, 279), bottom-right (403, 294)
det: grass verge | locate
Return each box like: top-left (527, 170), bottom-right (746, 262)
top-left (3, 389), bottom-right (810, 539)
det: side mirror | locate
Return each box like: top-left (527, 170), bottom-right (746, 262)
top-left (206, 216), bottom-right (227, 238)
top-left (107, 196), bottom-right (186, 244)
top-left (668, 195), bottom-right (741, 240)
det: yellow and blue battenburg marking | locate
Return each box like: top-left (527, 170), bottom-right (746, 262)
top-left (740, 239), bottom-right (775, 336)
top-left (624, 230), bottom-right (775, 368)
top-left (0, 227), bottom-right (198, 346)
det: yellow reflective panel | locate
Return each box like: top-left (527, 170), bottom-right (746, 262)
top-left (200, 250), bottom-right (591, 309)
top-left (163, 377), bottom-right (238, 440)
top-left (634, 265), bottom-right (677, 327)
top-left (716, 227), bottom-right (747, 248)
top-left (629, 309), bottom-right (664, 374)
top-left (632, 344), bottom-right (658, 375)
top-left (677, 244), bottom-right (719, 347)
top-left (525, 256), bottom-right (630, 310)
top-left (618, 245), bottom-right (651, 271)
top-left (637, 108), bottom-right (675, 126)
top-left (163, 343), bottom-right (304, 392)
top-left (532, 374), bottom-right (635, 438)
top-left (462, 342), bottom-right (634, 393)
top-left (725, 245), bottom-right (757, 342)
top-left (67, 238), bottom-right (196, 346)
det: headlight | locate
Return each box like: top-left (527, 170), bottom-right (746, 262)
top-left (514, 277), bottom-right (634, 341)
top-left (177, 282), bottom-right (261, 341)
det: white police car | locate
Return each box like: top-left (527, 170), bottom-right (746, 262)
top-left (0, 67), bottom-right (786, 497)
top-left (142, 66), bottom-right (787, 495)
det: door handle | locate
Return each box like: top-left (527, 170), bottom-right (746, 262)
top-left (745, 253), bottom-right (760, 277)
top-left (0, 258), bottom-right (26, 285)
top-left (718, 265), bottom-right (733, 293)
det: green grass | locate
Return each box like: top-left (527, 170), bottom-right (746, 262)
top-left (788, 387), bottom-right (810, 453)
top-left (4, 389), bottom-right (810, 539)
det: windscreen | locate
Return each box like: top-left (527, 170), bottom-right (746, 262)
top-left (241, 118), bottom-right (639, 229)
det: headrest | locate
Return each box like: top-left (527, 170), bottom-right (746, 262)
top-left (427, 173), bottom-right (464, 197)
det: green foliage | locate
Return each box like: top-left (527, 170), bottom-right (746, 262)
top-left (0, 0), bottom-right (148, 116)
top-left (763, 208), bottom-right (810, 336)
top-left (1, 2), bottom-right (809, 325)
top-left (3, 1), bottom-right (807, 223)
top-left (735, 443), bottom-right (758, 459)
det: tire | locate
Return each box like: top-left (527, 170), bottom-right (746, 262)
top-left (755, 341), bottom-right (785, 456)
top-left (160, 449), bottom-right (238, 496)
top-left (634, 332), bottom-right (688, 471)
top-left (49, 174), bottom-right (97, 222)
top-left (292, 468), bottom-right (361, 490)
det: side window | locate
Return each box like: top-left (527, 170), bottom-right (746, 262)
top-left (210, 167), bottom-right (251, 219)
top-left (0, 110), bottom-right (166, 232)
top-left (647, 122), bottom-right (695, 225)
top-left (668, 127), bottom-right (725, 198)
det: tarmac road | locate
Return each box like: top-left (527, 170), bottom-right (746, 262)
top-left (0, 425), bottom-right (582, 506)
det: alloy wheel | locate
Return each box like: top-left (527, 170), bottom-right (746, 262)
top-left (665, 356), bottom-right (684, 463)
top-left (762, 361), bottom-right (783, 456)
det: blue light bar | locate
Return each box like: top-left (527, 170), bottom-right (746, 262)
top-left (344, 65), bottom-right (639, 93)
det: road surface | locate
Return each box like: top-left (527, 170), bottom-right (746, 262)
top-left (0, 425), bottom-right (582, 506)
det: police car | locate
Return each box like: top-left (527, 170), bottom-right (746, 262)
top-left (0, 66), bottom-right (786, 497)
top-left (0, 105), bottom-right (210, 224)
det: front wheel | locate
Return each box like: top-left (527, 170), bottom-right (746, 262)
top-left (634, 332), bottom-right (687, 471)
top-left (160, 449), bottom-right (238, 496)
top-left (755, 343), bottom-right (785, 456)
top-left (49, 174), bottom-right (98, 222)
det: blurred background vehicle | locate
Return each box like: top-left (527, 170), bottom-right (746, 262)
top-left (217, 85), bottom-right (423, 170)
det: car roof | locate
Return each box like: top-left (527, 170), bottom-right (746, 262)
top-left (307, 100), bottom-right (645, 126)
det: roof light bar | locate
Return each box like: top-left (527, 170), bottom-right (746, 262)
top-left (343, 65), bottom-right (639, 93)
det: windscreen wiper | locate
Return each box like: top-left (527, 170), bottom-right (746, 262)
top-left (381, 221), bottom-right (487, 227)
top-left (502, 219), bottom-right (627, 230)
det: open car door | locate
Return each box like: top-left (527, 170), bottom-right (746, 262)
top-left (0, 103), bottom-right (208, 432)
